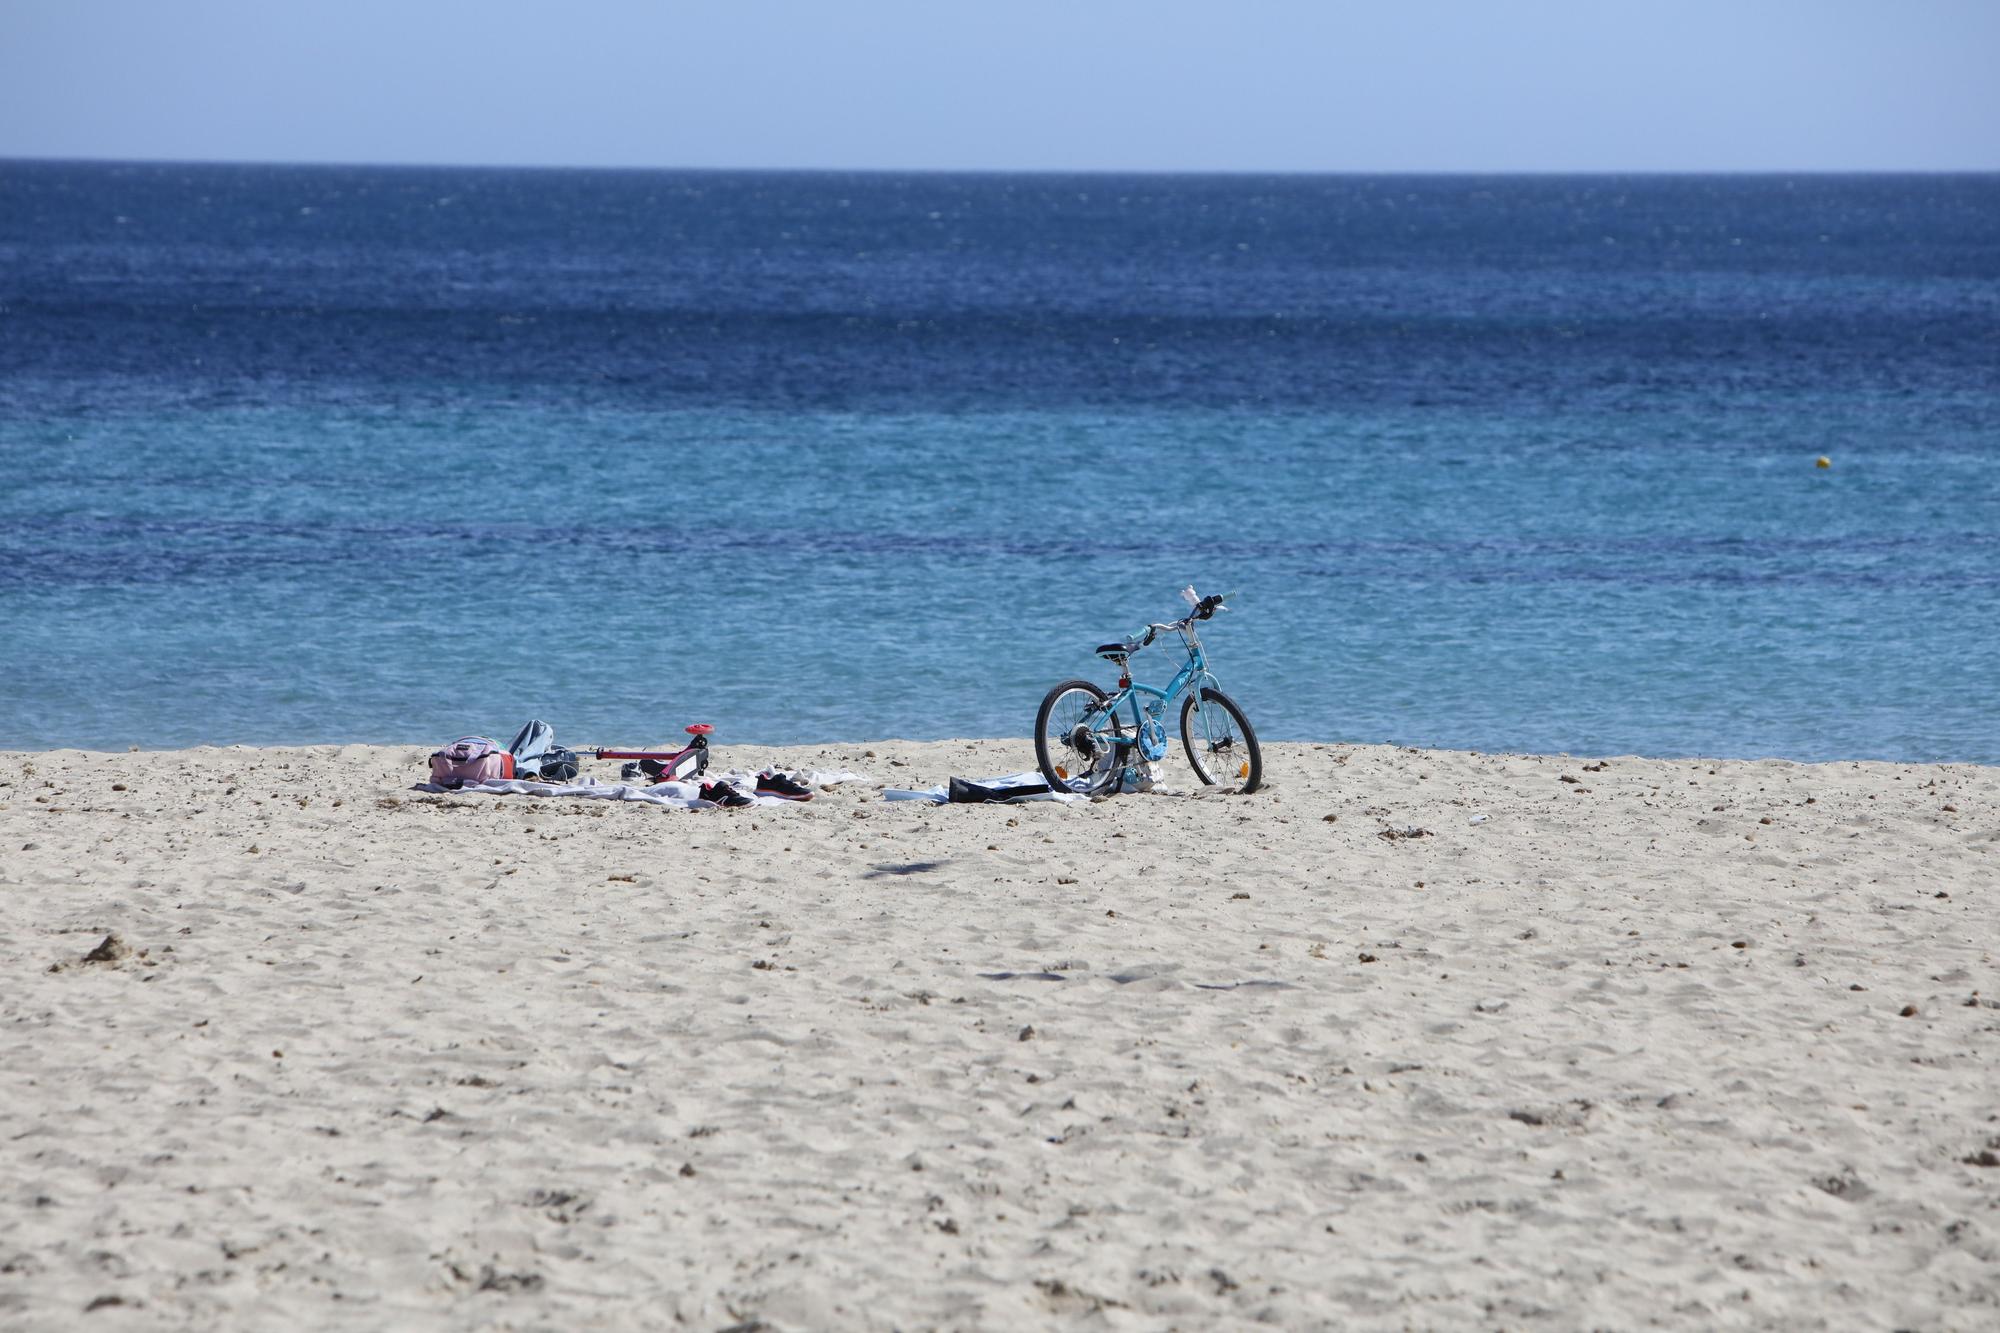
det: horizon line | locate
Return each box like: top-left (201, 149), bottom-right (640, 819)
top-left (5, 152), bottom-right (1998, 179)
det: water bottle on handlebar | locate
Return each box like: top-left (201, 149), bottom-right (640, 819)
top-left (1178, 586), bottom-right (1229, 620)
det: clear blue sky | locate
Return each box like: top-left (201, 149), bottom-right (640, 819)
top-left (3, 0), bottom-right (1996, 172)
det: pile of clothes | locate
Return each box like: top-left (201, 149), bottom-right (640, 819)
top-left (420, 721), bottom-right (861, 810)
top-left (881, 772), bottom-right (1085, 805)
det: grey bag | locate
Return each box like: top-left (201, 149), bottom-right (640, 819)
top-left (536, 746), bottom-right (581, 783)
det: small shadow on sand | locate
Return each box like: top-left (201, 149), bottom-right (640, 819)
top-left (864, 860), bottom-right (951, 879)
top-left (975, 972), bottom-right (1297, 990)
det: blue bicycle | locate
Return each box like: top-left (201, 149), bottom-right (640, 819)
top-left (1034, 588), bottom-right (1263, 796)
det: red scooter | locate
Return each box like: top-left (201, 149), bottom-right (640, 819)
top-left (595, 724), bottom-right (713, 784)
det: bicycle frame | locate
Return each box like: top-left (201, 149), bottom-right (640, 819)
top-left (1094, 622), bottom-right (1219, 735)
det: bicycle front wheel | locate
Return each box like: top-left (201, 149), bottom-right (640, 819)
top-left (1035, 679), bottom-right (1129, 796)
top-left (1180, 686), bottom-right (1263, 793)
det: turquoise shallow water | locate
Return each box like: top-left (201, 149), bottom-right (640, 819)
top-left (3, 164), bottom-right (1997, 760)
top-left (7, 401), bottom-right (1996, 761)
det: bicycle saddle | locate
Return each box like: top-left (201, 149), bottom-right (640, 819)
top-left (1096, 638), bottom-right (1145, 660)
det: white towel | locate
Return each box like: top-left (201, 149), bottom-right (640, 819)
top-left (413, 767), bottom-right (874, 809)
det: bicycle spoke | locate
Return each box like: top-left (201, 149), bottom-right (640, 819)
top-left (1181, 687), bottom-right (1259, 790)
top-left (1038, 684), bottom-right (1127, 793)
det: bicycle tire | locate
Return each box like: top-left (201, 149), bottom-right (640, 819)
top-left (1180, 686), bottom-right (1263, 793)
top-left (1035, 679), bottom-right (1129, 796)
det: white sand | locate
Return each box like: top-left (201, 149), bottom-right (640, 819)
top-left (2, 739), bottom-right (1995, 1329)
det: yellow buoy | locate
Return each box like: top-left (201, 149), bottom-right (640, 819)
top-left (1815, 455), bottom-right (1831, 469)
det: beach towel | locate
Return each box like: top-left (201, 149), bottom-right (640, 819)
top-left (415, 776), bottom-right (762, 808)
top-left (881, 771), bottom-right (1086, 805)
top-left (411, 767), bottom-right (874, 809)
top-left (948, 776), bottom-right (1054, 804)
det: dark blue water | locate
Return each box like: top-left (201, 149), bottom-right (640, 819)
top-left (3, 162), bottom-right (1997, 760)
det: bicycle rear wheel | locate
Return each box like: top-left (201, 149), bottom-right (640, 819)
top-left (1180, 686), bottom-right (1263, 793)
top-left (1035, 679), bottom-right (1129, 796)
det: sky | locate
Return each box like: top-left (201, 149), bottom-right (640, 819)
top-left (2, 0), bottom-right (1997, 173)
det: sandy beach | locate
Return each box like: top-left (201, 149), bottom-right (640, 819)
top-left (2, 738), bottom-right (1995, 1329)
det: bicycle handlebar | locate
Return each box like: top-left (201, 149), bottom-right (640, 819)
top-left (1146, 594), bottom-right (1228, 634)
top-left (1120, 592), bottom-right (1231, 652)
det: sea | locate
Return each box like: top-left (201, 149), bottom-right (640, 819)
top-left (3, 162), bottom-right (1997, 762)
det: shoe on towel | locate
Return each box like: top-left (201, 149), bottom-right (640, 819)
top-left (756, 770), bottom-right (814, 801)
top-left (699, 781), bottom-right (755, 809)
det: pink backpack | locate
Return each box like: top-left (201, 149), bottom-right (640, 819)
top-left (429, 736), bottom-right (516, 788)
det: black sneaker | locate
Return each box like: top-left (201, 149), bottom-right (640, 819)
top-left (699, 781), bottom-right (755, 809)
top-left (756, 770), bottom-right (814, 801)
